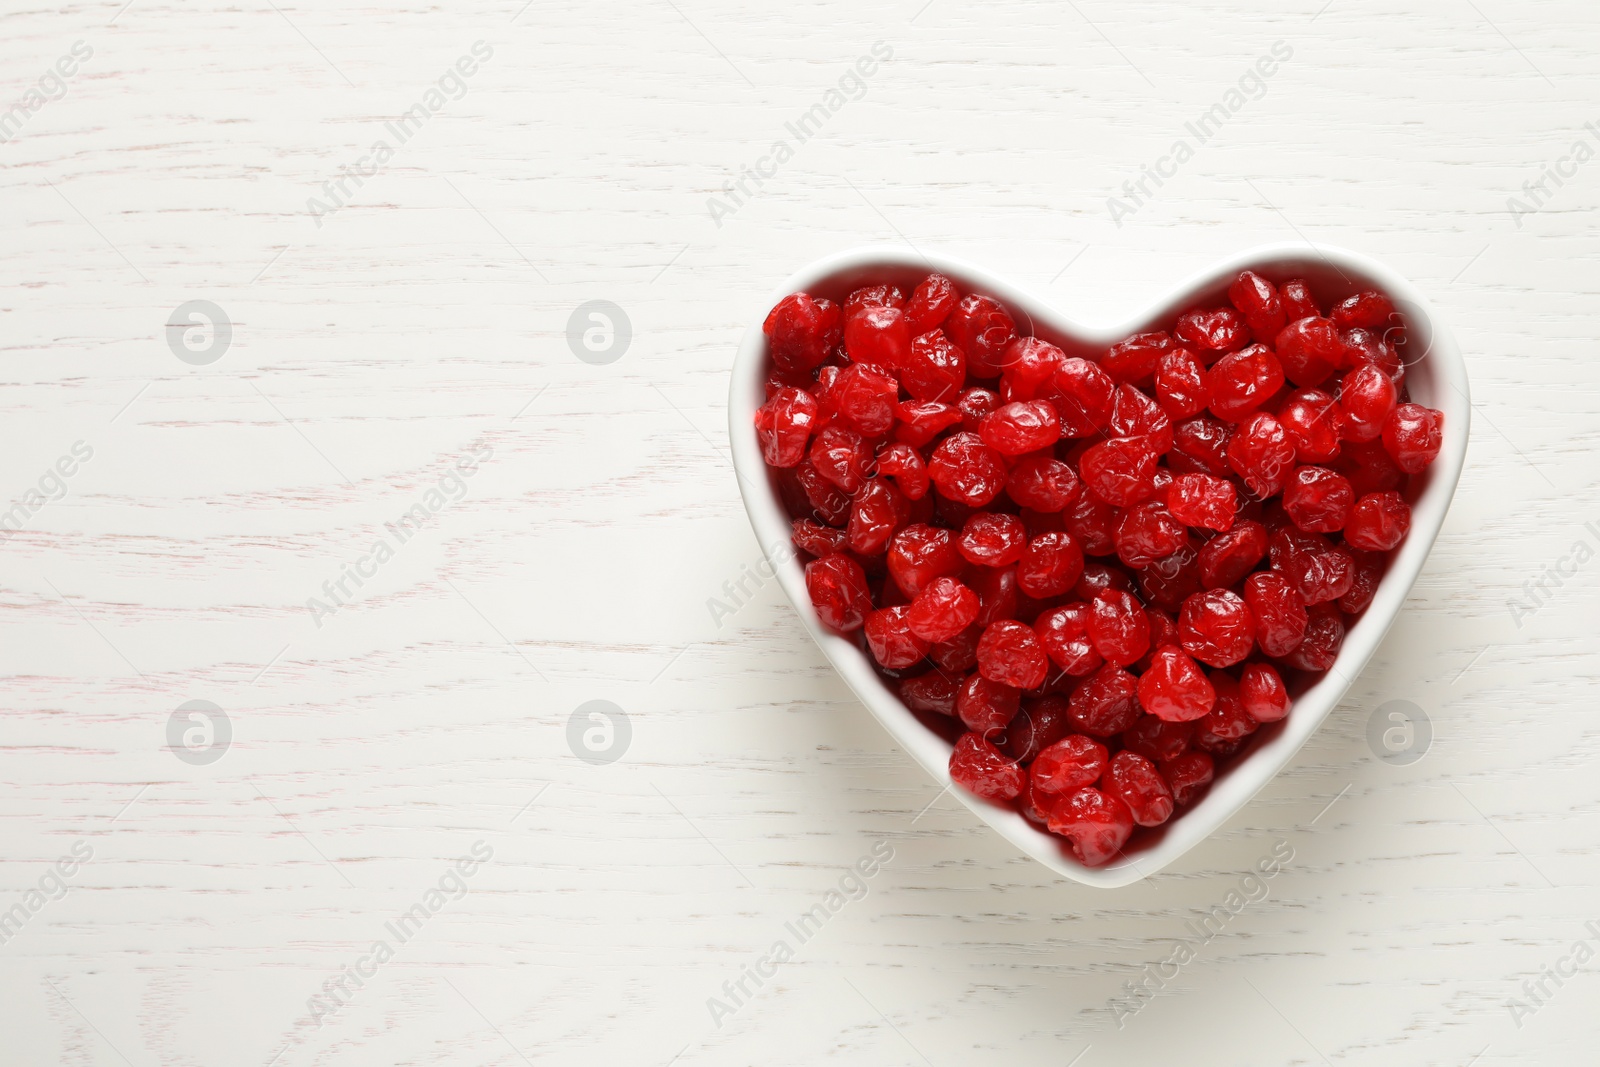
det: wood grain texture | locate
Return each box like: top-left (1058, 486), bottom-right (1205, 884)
top-left (2, 0), bottom-right (1598, 1064)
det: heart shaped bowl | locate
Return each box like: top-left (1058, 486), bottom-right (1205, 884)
top-left (728, 243), bottom-right (1468, 888)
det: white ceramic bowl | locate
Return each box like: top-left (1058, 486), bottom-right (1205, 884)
top-left (728, 243), bottom-right (1469, 888)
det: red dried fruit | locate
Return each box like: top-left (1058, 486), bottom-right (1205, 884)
top-left (949, 732), bottom-right (1025, 801)
top-left (1136, 645), bottom-right (1216, 722)
top-left (1161, 751), bottom-right (1214, 807)
top-left (1281, 466), bottom-right (1355, 534)
top-left (1155, 349), bottom-right (1211, 421)
top-left (1088, 589), bottom-right (1151, 666)
top-left (1281, 604), bottom-right (1345, 671)
top-left (1280, 278), bottom-right (1318, 321)
top-left (1102, 331), bottom-right (1175, 384)
top-left (1067, 663), bottom-right (1141, 737)
top-left (1227, 412), bottom-right (1297, 499)
top-left (1017, 532), bottom-right (1086, 599)
top-left (929, 624), bottom-right (981, 673)
top-left (843, 284), bottom-right (905, 318)
top-left (1208, 344), bottom-right (1285, 421)
top-left (1336, 363), bottom-right (1396, 443)
top-left (907, 576), bottom-right (980, 643)
top-left (1000, 337), bottom-right (1067, 402)
top-left (1047, 358), bottom-right (1117, 435)
top-left (1103, 750), bottom-right (1176, 826)
top-left (893, 399), bottom-right (963, 447)
top-left (1178, 590), bottom-right (1255, 667)
top-left (1344, 490), bottom-right (1411, 551)
top-left (1382, 404), bottom-right (1443, 474)
top-left (1109, 384), bottom-right (1174, 454)
top-left (904, 274), bottom-right (959, 335)
top-left (945, 294), bottom-right (1017, 379)
top-left (1330, 289), bottom-right (1396, 332)
top-left (887, 524), bottom-right (965, 597)
top-left (1046, 786), bottom-right (1134, 866)
top-left (980, 400), bottom-right (1062, 455)
top-left (1175, 307), bottom-right (1249, 355)
top-left (864, 606), bottom-right (929, 669)
top-left (1064, 494), bottom-right (1123, 556)
top-left (950, 513), bottom-right (1021, 570)
top-left (1031, 734), bottom-right (1109, 796)
top-left (1007, 452), bottom-right (1081, 512)
top-left (1239, 661), bottom-right (1290, 722)
top-left (1034, 603), bottom-right (1103, 676)
top-left (1277, 388), bottom-right (1342, 464)
top-left (792, 518), bottom-right (848, 558)
top-left (1080, 436), bottom-right (1159, 507)
top-left (899, 670), bottom-right (961, 716)
top-left (957, 672), bottom-right (1022, 735)
top-left (809, 425), bottom-right (874, 493)
top-left (1242, 571), bottom-right (1308, 658)
top-left (1170, 414), bottom-right (1233, 476)
top-left (1274, 316), bottom-right (1342, 387)
top-left (796, 460), bottom-right (850, 525)
top-left (927, 431), bottom-right (1007, 507)
top-left (1338, 549), bottom-right (1383, 615)
top-left (847, 478), bottom-right (910, 556)
top-left (1228, 270), bottom-right (1287, 338)
top-left (805, 553), bottom-right (872, 633)
top-left (1115, 501), bottom-right (1188, 569)
top-left (1123, 714), bottom-right (1194, 763)
top-left (902, 329), bottom-right (967, 402)
top-left (833, 364), bottom-right (900, 437)
top-left (844, 304), bottom-right (911, 372)
top-left (764, 292), bottom-right (841, 374)
top-left (977, 620), bottom-right (1050, 689)
top-left (758, 272), bottom-right (1430, 864)
top-left (1167, 473), bottom-right (1236, 531)
top-left (970, 565), bottom-right (1020, 627)
top-left (876, 442), bottom-right (930, 500)
top-left (1197, 519), bottom-right (1268, 589)
top-left (1002, 696), bottom-right (1075, 762)
top-left (1195, 673), bottom-right (1258, 747)
top-left (755, 387), bottom-right (820, 468)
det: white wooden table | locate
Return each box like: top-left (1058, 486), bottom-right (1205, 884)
top-left (2, 1), bottom-right (1596, 1063)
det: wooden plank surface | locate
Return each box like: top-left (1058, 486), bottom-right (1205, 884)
top-left (1, 1), bottom-right (1597, 1064)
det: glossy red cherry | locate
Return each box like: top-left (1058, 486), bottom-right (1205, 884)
top-left (904, 273), bottom-right (958, 335)
top-left (864, 606), bottom-right (929, 669)
top-left (1178, 590), bottom-right (1255, 667)
top-left (949, 732), bottom-right (1025, 801)
top-left (1136, 645), bottom-right (1216, 722)
top-left (1382, 404), bottom-right (1443, 474)
top-left (1030, 734), bottom-right (1109, 797)
top-left (1017, 532), bottom-right (1086, 599)
top-left (907, 576), bottom-right (980, 643)
top-left (977, 620), bottom-right (1050, 689)
top-left (1088, 589), bottom-right (1151, 666)
top-left (764, 292), bottom-right (841, 374)
top-left (1047, 786), bottom-right (1134, 866)
top-left (887, 524), bottom-right (965, 597)
top-left (1344, 490), bottom-right (1411, 551)
top-left (957, 672), bottom-right (1022, 735)
top-left (1034, 603), bottom-right (1103, 676)
top-left (755, 387), bottom-right (820, 468)
top-left (1161, 751), bottom-right (1214, 807)
top-left (805, 553), bottom-right (872, 633)
top-left (927, 432), bottom-right (1008, 507)
top-left (945, 294), bottom-right (1017, 379)
top-left (1242, 571), bottom-right (1308, 658)
top-left (1103, 750), bottom-right (1175, 826)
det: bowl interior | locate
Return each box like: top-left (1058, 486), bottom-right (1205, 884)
top-left (729, 244), bottom-right (1467, 888)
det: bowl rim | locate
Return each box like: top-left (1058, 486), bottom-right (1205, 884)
top-left (727, 242), bottom-right (1469, 888)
